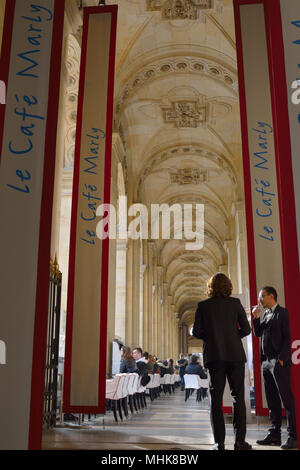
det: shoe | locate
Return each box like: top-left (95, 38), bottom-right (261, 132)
top-left (281, 437), bottom-right (298, 450)
top-left (212, 443), bottom-right (225, 450)
top-left (256, 434), bottom-right (281, 446)
top-left (234, 441), bottom-right (252, 451)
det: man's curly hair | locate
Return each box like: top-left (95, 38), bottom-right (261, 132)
top-left (206, 272), bottom-right (233, 298)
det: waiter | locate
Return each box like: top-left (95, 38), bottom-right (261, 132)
top-left (252, 286), bottom-right (298, 449)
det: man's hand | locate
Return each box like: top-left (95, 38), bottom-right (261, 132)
top-left (252, 305), bottom-right (261, 319)
top-left (278, 359), bottom-right (284, 367)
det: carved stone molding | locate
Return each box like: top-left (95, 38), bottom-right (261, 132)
top-left (64, 34), bottom-right (81, 169)
top-left (115, 56), bottom-right (237, 118)
top-left (137, 144), bottom-right (238, 200)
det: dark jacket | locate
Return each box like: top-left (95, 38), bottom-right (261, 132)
top-left (158, 361), bottom-right (174, 377)
top-left (192, 296), bottom-right (251, 367)
top-left (185, 363), bottom-right (207, 379)
top-left (135, 358), bottom-right (151, 386)
top-left (252, 304), bottom-right (292, 364)
top-left (177, 358), bottom-right (188, 377)
top-left (119, 358), bottom-right (136, 373)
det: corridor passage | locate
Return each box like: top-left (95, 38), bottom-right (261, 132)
top-left (43, 388), bottom-right (286, 451)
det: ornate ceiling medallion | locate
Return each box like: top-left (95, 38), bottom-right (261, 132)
top-left (147, 0), bottom-right (213, 20)
top-left (162, 100), bottom-right (208, 128)
top-left (169, 168), bottom-right (207, 185)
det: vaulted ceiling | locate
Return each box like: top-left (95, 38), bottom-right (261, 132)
top-left (109, 0), bottom-right (242, 329)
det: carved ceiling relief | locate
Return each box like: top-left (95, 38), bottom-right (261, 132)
top-left (146, 0), bottom-right (221, 20)
top-left (169, 168), bottom-right (207, 185)
top-left (162, 100), bottom-right (208, 128)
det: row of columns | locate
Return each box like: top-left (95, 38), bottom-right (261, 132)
top-left (120, 238), bottom-right (179, 362)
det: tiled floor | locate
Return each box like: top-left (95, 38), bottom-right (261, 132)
top-left (43, 387), bottom-right (290, 451)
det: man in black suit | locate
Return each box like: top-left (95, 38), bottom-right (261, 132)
top-left (252, 286), bottom-right (298, 450)
top-left (193, 273), bottom-right (252, 451)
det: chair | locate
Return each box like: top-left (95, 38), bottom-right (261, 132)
top-left (153, 374), bottom-right (161, 398)
top-left (136, 375), bottom-right (147, 409)
top-left (163, 374), bottom-right (172, 394)
top-left (199, 377), bottom-right (209, 402)
top-left (116, 373), bottom-right (131, 419)
top-left (146, 374), bottom-right (155, 401)
top-left (170, 374), bottom-right (176, 393)
top-left (114, 374), bottom-right (128, 420)
top-left (183, 374), bottom-right (201, 402)
top-left (105, 375), bottom-right (122, 422)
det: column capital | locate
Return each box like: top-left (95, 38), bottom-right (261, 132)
top-left (224, 239), bottom-right (234, 250)
top-left (231, 200), bottom-right (245, 217)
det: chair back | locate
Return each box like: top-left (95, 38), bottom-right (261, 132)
top-left (146, 373), bottom-right (154, 389)
top-left (164, 374), bottom-right (171, 385)
top-left (105, 375), bottom-right (121, 400)
top-left (114, 374), bottom-right (127, 399)
top-left (199, 378), bottom-right (209, 389)
top-left (184, 374), bottom-right (201, 389)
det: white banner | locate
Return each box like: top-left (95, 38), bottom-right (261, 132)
top-left (63, 6), bottom-right (117, 413)
top-left (0, 0), bottom-right (64, 449)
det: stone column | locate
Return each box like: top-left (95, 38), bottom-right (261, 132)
top-left (152, 259), bottom-right (158, 356)
top-left (165, 295), bottom-right (172, 357)
top-left (147, 242), bottom-right (154, 354)
top-left (162, 282), bottom-right (168, 359)
top-left (175, 315), bottom-right (180, 359)
top-left (224, 239), bottom-right (238, 293)
top-left (178, 323), bottom-right (183, 355)
top-left (115, 239), bottom-right (127, 343)
top-left (233, 202), bottom-right (250, 309)
top-left (142, 240), bottom-right (149, 351)
top-left (125, 238), bottom-right (133, 347)
top-left (105, 149), bottom-right (119, 373)
top-left (170, 304), bottom-right (175, 359)
top-left (140, 260), bottom-right (146, 349)
top-left (131, 239), bottom-right (141, 349)
top-left (156, 266), bottom-right (163, 359)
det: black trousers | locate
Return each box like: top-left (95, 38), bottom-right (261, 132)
top-left (208, 361), bottom-right (246, 445)
top-left (262, 359), bottom-right (297, 439)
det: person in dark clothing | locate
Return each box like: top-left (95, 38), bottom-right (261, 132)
top-left (193, 272), bottom-right (252, 451)
top-left (176, 353), bottom-right (188, 390)
top-left (252, 286), bottom-right (298, 450)
top-left (132, 347), bottom-right (150, 386)
top-left (119, 345), bottom-right (136, 373)
top-left (158, 358), bottom-right (174, 376)
top-left (185, 355), bottom-right (207, 378)
top-left (184, 355), bottom-right (208, 402)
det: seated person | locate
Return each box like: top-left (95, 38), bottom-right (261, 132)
top-left (119, 345), bottom-right (136, 373)
top-left (157, 358), bottom-right (174, 376)
top-left (185, 355), bottom-right (207, 379)
top-left (132, 347), bottom-right (151, 386)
